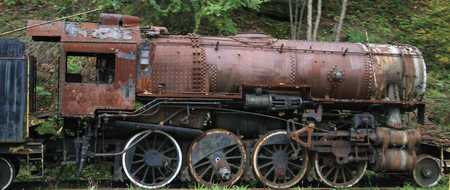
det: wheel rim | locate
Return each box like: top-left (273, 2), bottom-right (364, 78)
top-left (0, 157), bottom-right (14, 190)
top-left (122, 130), bottom-right (182, 189)
top-left (315, 153), bottom-right (367, 188)
top-left (252, 130), bottom-right (308, 189)
top-left (413, 155), bottom-right (441, 188)
top-left (188, 129), bottom-right (246, 186)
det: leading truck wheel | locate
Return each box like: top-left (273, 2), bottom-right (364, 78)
top-left (122, 130), bottom-right (182, 189)
top-left (413, 155), bottom-right (442, 188)
top-left (0, 157), bottom-right (14, 190)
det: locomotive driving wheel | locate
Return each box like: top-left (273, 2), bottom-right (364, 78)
top-left (122, 130), bottom-right (182, 189)
top-left (188, 129), bottom-right (247, 187)
top-left (413, 155), bottom-right (441, 188)
top-left (252, 130), bottom-right (308, 189)
top-left (314, 153), bottom-right (367, 188)
top-left (0, 157), bottom-right (14, 190)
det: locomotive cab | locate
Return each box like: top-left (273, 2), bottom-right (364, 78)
top-left (26, 14), bottom-right (141, 117)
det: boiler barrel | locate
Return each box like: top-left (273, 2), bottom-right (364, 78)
top-left (148, 35), bottom-right (426, 101)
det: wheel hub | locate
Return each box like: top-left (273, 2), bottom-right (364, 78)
top-left (144, 149), bottom-right (163, 167)
top-left (421, 168), bottom-right (433, 178)
top-left (273, 150), bottom-right (288, 178)
top-left (211, 153), bottom-right (232, 181)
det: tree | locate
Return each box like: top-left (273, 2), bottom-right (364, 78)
top-left (306, 0), bottom-right (313, 41)
top-left (312, 0), bottom-right (321, 41)
top-left (191, 0), bottom-right (267, 34)
top-left (288, 0), bottom-right (306, 40)
top-left (335, 0), bottom-right (348, 42)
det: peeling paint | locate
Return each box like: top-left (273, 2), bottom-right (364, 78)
top-left (65, 23), bottom-right (133, 40)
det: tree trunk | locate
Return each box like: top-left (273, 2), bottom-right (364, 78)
top-left (293, 0), bottom-right (300, 40)
top-left (289, 0), bottom-right (294, 39)
top-left (306, 0), bottom-right (313, 41)
top-left (312, 0), bottom-right (321, 41)
top-left (335, 0), bottom-right (348, 42)
top-left (296, 0), bottom-right (306, 40)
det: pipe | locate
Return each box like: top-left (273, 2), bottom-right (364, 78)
top-left (113, 120), bottom-right (204, 138)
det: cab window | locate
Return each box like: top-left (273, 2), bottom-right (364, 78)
top-left (65, 53), bottom-right (115, 84)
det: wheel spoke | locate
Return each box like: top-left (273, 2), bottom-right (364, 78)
top-left (158, 167), bottom-right (166, 178)
top-left (264, 166), bottom-right (275, 178)
top-left (133, 159), bottom-right (144, 164)
top-left (141, 166), bottom-right (149, 183)
top-left (333, 168), bottom-right (340, 183)
top-left (341, 167), bottom-right (347, 182)
top-left (224, 145), bottom-right (239, 155)
top-left (324, 167), bottom-right (335, 178)
top-left (161, 147), bottom-right (176, 155)
top-left (229, 163), bottom-right (241, 169)
top-left (194, 160), bottom-right (210, 169)
top-left (262, 146), bottom-right (274, 154)
top-left (286, 167), bottom-right (295, 178)
top-left (209, 168), bottom-right (215, 183)
top-left (157, 138), bottom-right (168, 151)
top-left (288, 161), bottom-right (303, 169)
top-left (273, 171), bottom-right (278, 183)
top-left (224, 155), bottom-right (241, 160)
top-left (136, 146), bottom-right (146, 153)
top-left (257, 155), bottom-right (272, 160)
top-left (258, 161), bottom-right (273, 170)
top-left (200, 165), bottom-right (213, 178)
top-left (132, 164), bottom-right (146, 177)
top-left (151, 167), bottom-right (156, 183)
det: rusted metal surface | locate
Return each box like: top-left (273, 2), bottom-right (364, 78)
top-left (252, 130), bottom-right (308, 189)
top-left (26, 15), bottom-right (427, 116)
top-left (314, 152), bottom-right (367, 188)
top-left (372, 127), bottom-right (421, 146)
top-left (100, 13), bottom-right (140, 27)
top-left (27, 20), bottom-right (141, 43)
top-left (139, 35), bottom-right (426, 103)
top-left (288, 123), bottom-right (314, 148)
top-left (27, 19), bottom-right (140, 117)
top-left (188, 129), bottom-right (246, 186)
top-left (375, 149), bottom-right (416, 171)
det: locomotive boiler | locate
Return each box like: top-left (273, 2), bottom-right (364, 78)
top-left (0, 13), bottom-right (448, 189)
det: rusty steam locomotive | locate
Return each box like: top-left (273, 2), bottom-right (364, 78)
top-left (0, 13), bottom-right (448, 189)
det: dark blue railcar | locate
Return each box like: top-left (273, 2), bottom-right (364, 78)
top-left (0, 38), bottom-right (27, 143)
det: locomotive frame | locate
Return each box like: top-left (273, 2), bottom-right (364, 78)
top-left (0, 13), bottom-right (449, 189)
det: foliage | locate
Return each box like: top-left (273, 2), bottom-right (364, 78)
top-left (66, 56), bottom-right (82, 74)
top-left (2, 0), bottom-right (266, 35)
top-left (194, 184), bottom-right (248, 190)
top-left (190, 0), bottom-right (267, 34)
top-left (396, 1), bottom-right (450, 67)
top-left (44, 163), bottom-right (112, 182)
top-left (36, 85), bottom-right (51, 97)
top-left (35, 116), bottom-right (61, 136)
top-left (401, 175), bottom-right (448, 190)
